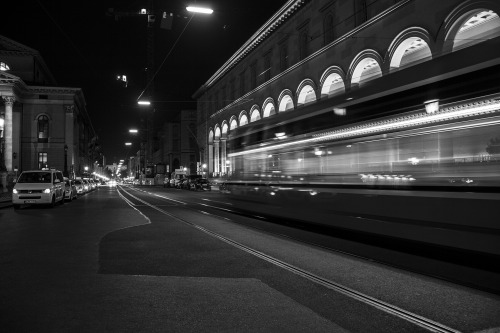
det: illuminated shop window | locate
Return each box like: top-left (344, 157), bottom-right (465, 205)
top-left (38, 152), bottom-right (48, 170)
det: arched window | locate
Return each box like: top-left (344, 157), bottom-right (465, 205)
top-left (262, 102), bottom-right (276, 118)
top-left (221, 123), bottom-right (229, 138)
top-left (279, 95), bottom-right (294, 112)
top-left (229, 118), bottom-right (238, 130)
top-left (324, 14), bottom-right (334, 45)
top-left (452, 10), bottom-right (500, 51)
top-left (297, 85), bottom-right (317, 106)
top-left (37, 115), bottom-right (49, 143)
top-left (240, 114), bottom-right (249, 126)
top-left (320, 73), bottom-right (345, 98)
top-left (390, 37), bottom-right (432, 70)
top-left (351, 57), bottom-right (382, 88)
top-left (250, 109), bottom-right (261, 122)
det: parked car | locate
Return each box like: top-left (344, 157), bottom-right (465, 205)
top-left (182, 175), bottom-right (202, 190)
top-left (64, 178), bottom-right (78, 201)
top-left (81, 179), bottom-right (90, 193)
top-left (12, 169), bottom-right (65, 209)
top-left (84, 178), bottom-right (95, 191)
top-left (189, 178), bottom-right (211, 191)
top-left (170, 172), bottom-right (187, 188)
top-left (177, 178), bottom-right (189, 189)
top-left (74, 179), bottom-right (84, 195)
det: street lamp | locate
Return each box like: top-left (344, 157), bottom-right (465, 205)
top-left (137, 100), bottom-right (151, 106)
top-left (186, 6), bottom-right (213, 14)
top-left (125, 142), bottom-right (132, 146)
top-left (129, 129), bottom-right (138, 133)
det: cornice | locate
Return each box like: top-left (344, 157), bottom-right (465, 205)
top-left (206, 0), bottom-right (414, 119)
top-left (28, 86), bottom-right (82, 95)
top-left (201, 0), bottom-right (309, 90)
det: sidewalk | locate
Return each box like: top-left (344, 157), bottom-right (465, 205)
top-left (0, 191), bottom-right (12, 209)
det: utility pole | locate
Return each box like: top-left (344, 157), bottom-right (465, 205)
top-left (145, 0), bottom-right (155, 175)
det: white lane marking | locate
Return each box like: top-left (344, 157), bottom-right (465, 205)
top-left (201, 198), bottom-right (233, 205)
top-left (199, 203), bottom-right (235, 213)
top-left (153, 193), bottom-right (186, 204)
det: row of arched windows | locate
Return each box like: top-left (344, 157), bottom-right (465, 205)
top-left (208, 5), bottom-right (500, 144)
top-left (204, 3), bottom-right (500, 176)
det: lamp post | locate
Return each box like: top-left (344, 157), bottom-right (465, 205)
top-left (129, 127), bottom-right (147, 185)
top-left (64, 145), bottom-right (68, 177)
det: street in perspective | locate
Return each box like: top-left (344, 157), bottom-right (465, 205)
top-left (1, 0), bottom-right (500, 332)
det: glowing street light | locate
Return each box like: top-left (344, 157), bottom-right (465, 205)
top-left (186, 6), bottom-right (213, 14)
top-left (137, 100), bottom-right (151, 105)
top-left (125, 142), bottom-right (132, 146)
top-left (129, 129), bottom-right (138, 133)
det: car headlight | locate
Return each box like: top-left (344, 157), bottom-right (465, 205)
top-left (13, 189), bottom-right (18, 194)
top-left (43, 189), bottom-right (51, 193)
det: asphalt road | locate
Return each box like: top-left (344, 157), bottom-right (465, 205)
top-left (0, 185), bottom-right (499, 332)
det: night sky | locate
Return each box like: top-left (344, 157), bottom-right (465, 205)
top-left (1, 0), bottom-right (285, 163)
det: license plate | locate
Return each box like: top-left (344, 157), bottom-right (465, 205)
top-left (24, 200), bottom-right (36, 203)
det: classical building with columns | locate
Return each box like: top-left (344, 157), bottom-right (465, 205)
top-left (193, 0), bottom-right (500, 178)
top-left (0, 35), bottom-right (97, 191)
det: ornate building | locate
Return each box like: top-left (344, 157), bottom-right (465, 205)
top-left (193, 0), bottom-right (500, 177)
top-left (0, 35), bottom-right (97, 191)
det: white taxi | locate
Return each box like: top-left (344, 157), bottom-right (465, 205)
top-left (12, 170), bottom-right (65, 209)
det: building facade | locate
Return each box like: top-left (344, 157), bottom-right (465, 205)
top-left (126, 109), bottom-right (198, 184)
top-left (193, 0), bottom-right (500, 178)
top-left (0, 35), bottom-right (97, 191)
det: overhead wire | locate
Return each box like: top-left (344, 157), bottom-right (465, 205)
top-left (137, 13), bottom-right (196, 101)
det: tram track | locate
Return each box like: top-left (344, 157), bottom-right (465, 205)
top-left (117, 185), bottom-right (467, 333)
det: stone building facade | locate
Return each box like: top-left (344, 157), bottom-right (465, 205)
top-left (193, 0), bottom-right (500, 177)
top-left (0, 35), bottom-right (97, 191)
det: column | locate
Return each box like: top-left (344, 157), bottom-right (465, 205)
top-left (214, 139), bottom-right (220, 175)
top-left (220, 138), bottom-right (227, 175)
top-left (2, 97), bottom-right (15, 172)
top-left (208, 143), bottom-right (214, 175)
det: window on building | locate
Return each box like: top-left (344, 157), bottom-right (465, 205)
top-left (250, 63), bottom-right (257, 90)
top-left (38, 152), bottom-right (48, 169)
top-left (280, 43), bottom-right (288, 72)
top-left (37, 115), bottom-right (49, 143)
top-left (355, 0), bottom-right (368, 26)
top-left (239, 72), bottom-right (245, 97)
top-left (324, 13), bottom-right (334, 45)
top-left (263, 52), bottom-right (271, 81)
top-left (221, 85), bottom-right (226, 109)
top-left (230, 78), bottom-right (235, 103)
top-left (299, 30), bottom-right (309, 60)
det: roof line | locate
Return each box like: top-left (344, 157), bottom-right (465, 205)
top-left (200, 0), bottom-right (307, 92)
